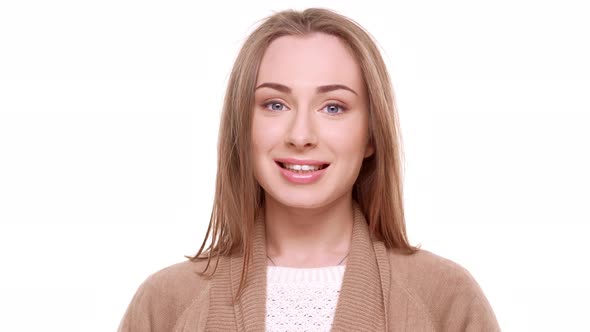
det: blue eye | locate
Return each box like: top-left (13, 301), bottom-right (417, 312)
top-left (264, 102), bottom-right (286, 112)
top-left (262, 101), bottom-right (346, 114)
top-left (323, 103), bottom-right (346, 115)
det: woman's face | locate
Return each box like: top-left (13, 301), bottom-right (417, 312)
top-left (252, 32), bottom-right (373, 210)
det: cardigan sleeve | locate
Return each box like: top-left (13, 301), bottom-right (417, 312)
top-left (436, 265), bottom-right (501, 332)
top-left (390, 249), bottom-right (501, 331)
top-left (462, 291), bottom-right (500, 331)
top-left (117, 260), bottom-right (209, 332)
top-left (118, 275), bottom-right (160, 332)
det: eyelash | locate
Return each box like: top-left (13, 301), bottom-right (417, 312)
top-left (262, 101), bottom-right (348, 115)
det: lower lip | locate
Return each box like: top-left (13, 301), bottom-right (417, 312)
top-left (277, 163), bottom-right (328, 184)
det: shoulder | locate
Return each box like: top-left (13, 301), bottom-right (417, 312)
top-left (142, 258), bottom-right (211, 295)
top-left (385, 248), bottom-right (500, 331)
top-left (118, 258), bottom-right (213, 332)
top-left (387, 248), bottom-right (476, 286)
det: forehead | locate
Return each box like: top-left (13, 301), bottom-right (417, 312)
top-left (256, 33), bottom-right (363, 91)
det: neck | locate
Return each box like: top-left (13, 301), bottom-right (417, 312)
top-left (264, 194), bottom-right (354, 268)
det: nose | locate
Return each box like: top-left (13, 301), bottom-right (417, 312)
top-left (285, 108), bottom-right (318, 150)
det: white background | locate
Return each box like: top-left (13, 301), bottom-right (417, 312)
top-left (1, 0), bottom-right (588, 331)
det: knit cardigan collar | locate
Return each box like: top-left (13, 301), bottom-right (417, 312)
top-left (205, 202), bottom-right (390, 331)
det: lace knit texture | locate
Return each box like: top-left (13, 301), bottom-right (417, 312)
top-left (266, 265), bottom-right (346, 332)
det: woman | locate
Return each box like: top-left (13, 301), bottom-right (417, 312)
top-left (119, 8), bottom-right (500, 331)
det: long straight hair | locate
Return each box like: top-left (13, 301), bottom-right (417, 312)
top-left (188, 7), bottom-right (418, 301)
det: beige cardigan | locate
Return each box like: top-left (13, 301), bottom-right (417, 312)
top-left (119, 205), bottom-right (500, 331)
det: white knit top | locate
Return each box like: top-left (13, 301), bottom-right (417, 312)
top-left (265, 265), bottom-right (346, 332)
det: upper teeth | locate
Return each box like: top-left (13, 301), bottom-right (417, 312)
top-left (283, 163), bottom-right (322, 171)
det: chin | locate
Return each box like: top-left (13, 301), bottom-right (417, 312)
top-left (279, 200), bottom-right (326, 210)
top-left (265, 188), bottom-right (343, 211)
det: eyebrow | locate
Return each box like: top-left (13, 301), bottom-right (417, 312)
top-left (255, 82), bottom-right (358, 96)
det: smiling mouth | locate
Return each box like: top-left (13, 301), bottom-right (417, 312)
top-left (276, 162), bottom-right (330, 173)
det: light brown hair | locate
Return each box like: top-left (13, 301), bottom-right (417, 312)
top-left (188, 7), bottom-right (418, 301)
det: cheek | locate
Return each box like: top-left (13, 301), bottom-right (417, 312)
top-left (324, 119), bottom-right (369, 155)
top-left (251, 113), bottom-right (284, 154)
